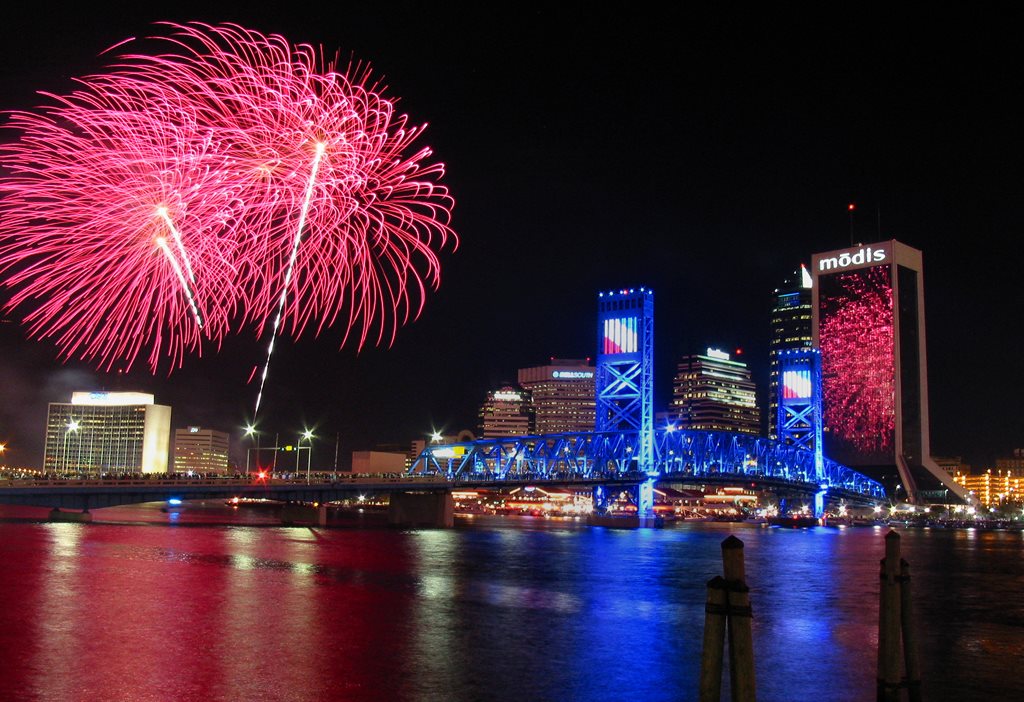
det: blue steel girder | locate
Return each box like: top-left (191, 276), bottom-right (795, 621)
top-left (408, 428), bottom-right (886, 500)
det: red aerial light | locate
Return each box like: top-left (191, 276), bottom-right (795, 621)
top-left (848, 203), bottom-right (856, 211)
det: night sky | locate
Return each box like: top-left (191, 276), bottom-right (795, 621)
top-left (0, 3), bottom-right (1020, 469)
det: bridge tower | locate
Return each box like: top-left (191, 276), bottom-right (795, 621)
top-left (777, 347), bottom-right (826, 516)
top-left (596, 287), bottom-right (655, 517)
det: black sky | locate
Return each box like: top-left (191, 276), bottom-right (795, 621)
top-left (0, 3), bottom-right (1020, 468)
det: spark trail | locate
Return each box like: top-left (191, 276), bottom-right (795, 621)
top-left (253, 142), bottom-right (326, 418)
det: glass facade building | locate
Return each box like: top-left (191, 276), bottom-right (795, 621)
top-left (812, 240), bottom-right (966, 503)
top-left (768, 265), bottom-right (813, 439)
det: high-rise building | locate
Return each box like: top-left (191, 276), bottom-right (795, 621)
top-left (671, 348), bottom-right (761, 436)
top-left (43, 391), bottom-right (171, 475)
top-left (812, 239), bottom-right (967, 503)
top-left (173, 426), bottom-right (230, 474)
top-left (769, 265), bottom-right (813, 439)
top-left (517, 359), bottom-right (595, 435)
top-left (478, 385), bottom-right (533, 438)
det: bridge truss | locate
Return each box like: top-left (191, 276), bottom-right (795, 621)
top-left (408, 428), bottom-right (887, 503)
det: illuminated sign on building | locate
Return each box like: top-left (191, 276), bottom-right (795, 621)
top-left (492, 391), bottom-right (524, 402)
top-left (816, 244), bottom-right (889, 273)
top-left (706, 348), bottom-right (730, 361)
top-left (552, 370), bottom-right (595, 379)
top-left (602, 316), bottom-right (638, 354)
top-left (72, 391), bottom-right (155, 406)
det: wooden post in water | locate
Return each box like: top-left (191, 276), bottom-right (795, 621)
top-left (698, 535), bottom-right (756, 702)
top-left (899, 558), bottom-right (922, 702)
top-left (877, 530), bottom-right (903, 702)
top-left (699, 576), bottom-right (727, 702)
top-left (723, 535), bottom-right (756, 702)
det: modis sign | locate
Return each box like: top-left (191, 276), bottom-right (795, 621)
top-left (815, 244), bottom-right (889, 273)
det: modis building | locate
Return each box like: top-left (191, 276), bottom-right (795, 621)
top-left (812, 240), bottom-right (966, 503)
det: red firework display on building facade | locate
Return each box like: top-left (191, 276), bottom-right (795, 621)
top-left (818, 265), bottom-right (895, 461)
top-left (0, 22), bottom-right (456, 375)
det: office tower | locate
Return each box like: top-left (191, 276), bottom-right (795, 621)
top-left (43, 391), bottom-right (171, 475)
top-left (173, 426), bottom-right (230, 474)
top-left (478, 385), bottom-right (533, 438)
top-left (769, 265), bottom-right (813, 439)
top-left (517, 358), bottom-right (595, 435)
top-left (671, 348), bottom-right (761, 435)
top-left (812, 239), bottom-right (967, 502)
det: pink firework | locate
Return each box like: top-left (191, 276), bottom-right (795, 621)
top-left (819, 266), bottom-right (896, 456)
top-left (0, 22), bottom-right (456, 386)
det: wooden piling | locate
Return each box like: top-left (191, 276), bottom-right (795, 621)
top-left (900, 558), bottom-right (922, 702)
top-left (699, 576), bottom-right (727, 702)
top-left (877, 530), bottom-right (902, 702)
top-left (722, 535), bottom-right (756, 702)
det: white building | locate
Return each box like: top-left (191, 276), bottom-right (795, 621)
top-left (43, 391), bottom-right (171, 475)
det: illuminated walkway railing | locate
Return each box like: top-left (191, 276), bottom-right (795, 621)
top-left (409, 428), bottom-right (887, 500)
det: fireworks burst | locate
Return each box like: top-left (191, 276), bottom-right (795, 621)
top-left (0, 22), bottom-right (456, 412)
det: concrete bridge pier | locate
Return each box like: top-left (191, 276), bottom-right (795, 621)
top-left (280, 502), bottom-right (329, 526)
top-left (48, 508), bottom-right (93, 523)
top-left (388, 491), bottom-right (454, 528)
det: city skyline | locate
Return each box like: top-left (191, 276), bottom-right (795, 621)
top-left (0, 4), bottom-right (1020, 468)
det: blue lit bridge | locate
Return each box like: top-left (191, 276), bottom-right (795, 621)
top-left (409, 427), bottom-right (887, 506)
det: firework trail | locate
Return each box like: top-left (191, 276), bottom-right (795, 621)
top-left (0, 22), bottom-right (456, 415)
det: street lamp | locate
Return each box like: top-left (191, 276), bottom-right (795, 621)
top-left (64, 419), bottom-right (80, 475)
top-left (244, 424), bottom-right (259, 474)
top-left (300, 428), bottom-right (314, 483)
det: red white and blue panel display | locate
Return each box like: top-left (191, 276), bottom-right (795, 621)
top-left (602, 316), bottom-right (637, 355)
top-left (781, 369), bottom-right (812, 400)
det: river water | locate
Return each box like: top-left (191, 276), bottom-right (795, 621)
top-left (0, 503), bottom-right (1021, 701)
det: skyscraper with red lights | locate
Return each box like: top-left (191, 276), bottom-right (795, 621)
top-left (812, 240), bottom-right (966, 503)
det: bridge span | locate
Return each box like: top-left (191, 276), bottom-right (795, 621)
top-left (409, 427), bottom-right (888, 507)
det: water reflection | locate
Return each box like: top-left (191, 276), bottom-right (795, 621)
top-left (0, 513), bottom-right (1021, 701)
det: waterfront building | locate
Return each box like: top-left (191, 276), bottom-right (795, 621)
top-left (995, 449), bottom-right (1024, 476)
top-left (172, 426), bottom-right (229, 474)
top-left (671, 348), bottom-right (761, 436)
top-left (43, 391), bottom-right (171, 475)
top-left (478, 386), bottom-right (533, 438)
top-left (351, 451), bottom-right (408, 474)
top-left (953, 470), bottom-right (1023, 506)
top-left (769, 265), bottom-right (813, 439)
top-left (812, 240), bottom-right (966, 502)
top-left (517, 358), bottom-right (595, 435)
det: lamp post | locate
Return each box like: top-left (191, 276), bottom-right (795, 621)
top-left (300, 429), bottom-right (314, 483)
top-left (244, 424), bottom-right (260, 475)
top-left (62, 419), bottom-right (80, 475)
